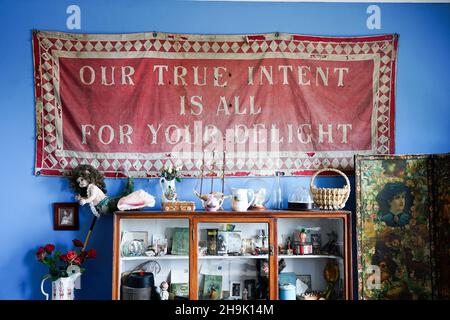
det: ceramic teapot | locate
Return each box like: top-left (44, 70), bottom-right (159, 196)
top-left (231, 188), bottom-right (255, 211)
top-left (194, 190), bottom-right (228, 211)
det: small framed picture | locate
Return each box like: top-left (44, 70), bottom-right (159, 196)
top-left (203, 274), bottom-right (223, 300)
top-left (297, 274), bottom-right (312, 292)
top-left (230, 281), bottom-right (242, 299)
top-left (53, 203), bottom-right (79, 230)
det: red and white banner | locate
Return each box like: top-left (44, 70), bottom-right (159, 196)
top-left (33, 31), bottom-right (397, 177)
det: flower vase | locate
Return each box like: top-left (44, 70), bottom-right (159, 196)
top-left (160, 178), bottom-right (177, 202)
top-left (40, 273), bottom-right (81, 300)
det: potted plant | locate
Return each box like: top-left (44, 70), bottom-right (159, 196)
top-left (36, 239), bottom-right (96, 300)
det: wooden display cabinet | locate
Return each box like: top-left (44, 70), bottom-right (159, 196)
top-left (112, 210), bottom-right (352, 300)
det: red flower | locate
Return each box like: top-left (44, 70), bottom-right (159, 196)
top-left (87, 249), bottom-right (97, 259)
top-left (36, 247), bottom-right (46, 261)
top-left (72, 239), bottom-right (83, 247)
top-left (44, 244), bottom-right (55, 253)
top-left (36, 242), bottom-right (97, 280)
top-left (67, 251), bottom-right (77, 261)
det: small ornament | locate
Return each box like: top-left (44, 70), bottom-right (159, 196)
top-left (323, 260), bottom-right (340, 300)
top-left (66, 265), bottom-right (81, 275)
top-left (160, 281), bottom-right (169, 300)
top-left (242, 288), bottom-right (248, 300)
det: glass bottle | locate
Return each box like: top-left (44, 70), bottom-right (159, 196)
top-left (272, 171), bottom-right (283, 210)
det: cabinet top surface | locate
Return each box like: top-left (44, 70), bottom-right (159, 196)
top-left (114, 209), bottom-right (351, 218)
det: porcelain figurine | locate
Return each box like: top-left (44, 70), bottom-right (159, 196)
top-left (160, 281), bottom-right (169, 300)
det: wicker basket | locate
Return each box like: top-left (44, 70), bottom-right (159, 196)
top-left (310, 168), bottom-right (350, 210)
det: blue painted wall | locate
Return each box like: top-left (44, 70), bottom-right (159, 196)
top-left (0, 0), bottom-right (448, 299)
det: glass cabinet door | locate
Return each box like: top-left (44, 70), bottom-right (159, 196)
top-left (277, 217), bottom-right (345, 300)
top-left (118, 218), bottom-right (190, 300)
top-left (196, 221), bottom-right (271, 300)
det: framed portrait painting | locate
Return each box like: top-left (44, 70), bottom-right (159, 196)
top-left (53, 202), bottom-right (79, 230)
top-left (229, 281), bottom-right (242, 299)
top-left (203, 274), bottom-right (223, 300)
top-left (355, 153), bottom-right (450, 300)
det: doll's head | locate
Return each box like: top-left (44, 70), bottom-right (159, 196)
top-left (69, 164), bottom-right (107, 196)
top-left (160, 281), bottom-right (169, 291)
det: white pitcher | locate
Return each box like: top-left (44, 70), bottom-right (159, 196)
top-left (231, 188), bottom-right (255, 211)
top-left (41, 272), bottom-right (81, 300)
top-left (160, 178), bottom-right (177, 202)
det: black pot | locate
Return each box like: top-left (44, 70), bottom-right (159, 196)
top-left (124, 272), bottom-right (154, 288)
top-left (287, 202), bottom-right (315, 211)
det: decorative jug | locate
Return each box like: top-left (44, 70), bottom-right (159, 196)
top-left (231, 188), bottom-right (255, 211)
top-left (194, 190), bottom-right (229, 212)
top-left (201, 193), bottom-right (224, 211)
top-left (160, 178), bottom-right (177, 202)
top-left (40, 272), bottom-right (81, 300)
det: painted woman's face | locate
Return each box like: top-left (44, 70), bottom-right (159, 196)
top-left (389, 193), bottom-right (406, 214)
top-left (77, 177), bottom-right (89, 188)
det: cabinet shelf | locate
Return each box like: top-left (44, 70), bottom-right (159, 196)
top-left (278, 254), bottom-right (343, 260)
top-left (121, 255), bottom-right (189, 261)
top-left (198, 255), bottom-right (269, 260)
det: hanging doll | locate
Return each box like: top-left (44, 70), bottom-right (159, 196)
top-left (69, 164), bottom-right (155, 217)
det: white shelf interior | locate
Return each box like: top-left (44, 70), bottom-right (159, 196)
top-left (277, 217), bottom-right (344, 248)
top-left (119, 218), bottom-right (190, 299)
top-left (277, 217), bottom-right (345, 294)
top-left (198, 255), bottom-right (269, 259)
top-left (278, 254), bottom-right (343, 259)
top-left (197, 222), bottom-right (269, 299)
top-left (121, 255), bottom-right (189, 260)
